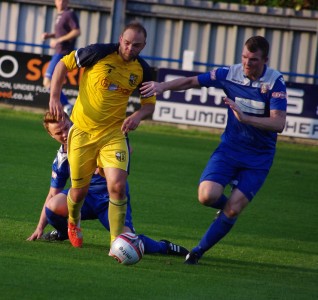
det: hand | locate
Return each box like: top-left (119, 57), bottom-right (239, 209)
top-left (26, 228), bottom-right (43, 241)
top-left (224, 97), bottom-right (246, 123)
top-left (50, 39), bottom-right (57, 49)
top-left (41, 32), bottom-right (49, 41)
top-left (49, 98), bottom-right (64, 121)
top-left (140, 81), bottom-right (162, 98)
top-left (121, 115), bottom-right (140, 134)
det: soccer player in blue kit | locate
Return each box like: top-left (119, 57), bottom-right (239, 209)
top-left (27, 111), bottom-right (189, 257)
top-left (140, 36), bottom-right (287, 264)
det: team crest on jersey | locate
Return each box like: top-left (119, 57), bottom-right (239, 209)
top-left (115, 151), bottom-right (126, 162)
top-left (260, 83), bottom-right (270, 94)
top-left (129, 74), bottom-right (138, 87)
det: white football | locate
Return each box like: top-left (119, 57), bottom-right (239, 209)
top-left (109, 232), bottom-right (144, 265)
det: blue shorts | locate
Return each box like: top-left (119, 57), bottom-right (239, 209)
top-left (45, 53), bottom-right (64, 79)
top-left (200, 147), bottom-right (269, 201)
top-left (61, 189), bottom-right (134, 232)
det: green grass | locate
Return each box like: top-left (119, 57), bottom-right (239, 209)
top-left (0, 107), bottom-right (317, 299)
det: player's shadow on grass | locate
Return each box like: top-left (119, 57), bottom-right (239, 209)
top-left (203, 256), bottom-right (318, 276)
top-left (223, 240), bottom-right (318, 256)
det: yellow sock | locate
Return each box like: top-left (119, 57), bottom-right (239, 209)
top-left (67, 191), bottom-right (84, 226)
top-left (109, 198), bottom-right (127, 243)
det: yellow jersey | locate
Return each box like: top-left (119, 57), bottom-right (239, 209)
top-left (62, 43), bottom-right (156, 135)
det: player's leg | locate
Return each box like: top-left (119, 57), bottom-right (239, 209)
top-left (43, 191), bottom-right (69, 241)
top-left (186, 188), bottom-right (248, 264)
top-left (185, 149), bottom-right (238, 264)
top-left (197, 148), bottom-right (236, 210)
top-left (109, 200), bottom-right (172, 255)
top-left (185, 167), bottom-right (269, 264)
top-left (198, 180), bottom-right (227, 208)
top-left (135, 235), bottom-right (188, 256)
top-left (67, 126), bottom-right (97, 247)
top-left (99, 135), bottom-right (130, 244)
top-left (92, 192), bottom-right (166, 254)
top-left (104, 167), bottom-right (128, 243)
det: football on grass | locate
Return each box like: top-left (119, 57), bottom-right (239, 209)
top-left (109, 232), bottom-right (144, 265)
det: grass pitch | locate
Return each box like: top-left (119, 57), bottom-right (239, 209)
top-left (0, 107), bottom-right (317, 299)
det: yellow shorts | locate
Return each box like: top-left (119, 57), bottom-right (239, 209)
top-left (67, 126), bottom-right (130, 188)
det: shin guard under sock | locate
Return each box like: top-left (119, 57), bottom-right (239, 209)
top-left (109, 198), bottom-right (127, 243)
top-left (67, 192), bottom-right (83, 226)
top-left (193, 212), bottom-right (237, 257)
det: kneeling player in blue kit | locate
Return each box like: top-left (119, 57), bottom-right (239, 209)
top-left (27, 111), bottom-right (188, 257)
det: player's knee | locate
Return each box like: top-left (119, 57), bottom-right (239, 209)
top-left (70, 186), bottom-right (89, 202)
top-left (46, 198), bottom-right (55, 211)
top-left (224, 208), bottom-right (240, 218)
top-left (198, 181), bottom-right (223, 206)
top-left (224, 201), bottom-right (248, 218)
top-left (198, 191), bottom-right (218, 206)
top-left (109, 181), bottom-right (126, 199)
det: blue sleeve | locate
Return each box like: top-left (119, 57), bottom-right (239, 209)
top-left (50, 156), bottom-right (70, 189)
top-left (270, 76), bottom-right (287, 111)
top-left (197, 67), bottom-right (228, 88)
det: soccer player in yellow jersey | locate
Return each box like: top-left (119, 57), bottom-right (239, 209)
top-left (48, 21), bottom-right (156, 248)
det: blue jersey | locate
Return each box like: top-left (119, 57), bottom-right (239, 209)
top-left (198, 64), bottom-right (287, 169)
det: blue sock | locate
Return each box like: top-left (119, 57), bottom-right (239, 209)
top-left (193, 212), bottom-right (237, 257)
top-left (138, 234), bottom-right (167, 254)
top-left (45, 207), bottom-right (68, 240)
top-left (60, 92), bottom-right (69, 106)
top-left (211, 194), bottom-right (228, 209)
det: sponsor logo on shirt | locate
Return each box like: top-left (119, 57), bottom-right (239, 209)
top-left (272, 91), bottom-right (286, 99)
top-left (101, 78), bottom-right (130, 95)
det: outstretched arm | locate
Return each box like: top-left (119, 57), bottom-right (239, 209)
top-left (140, 76), bottom-right (200, 98)
top-left (49, 61), bottom-right (68, 120)
top-left (27, 187), bottom-right (62, 241)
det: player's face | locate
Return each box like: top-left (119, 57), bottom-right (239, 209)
top-left (55, 0), bottom-right (68, 12)
top-left (48, 119), bottom-right (70, 145)
top-left (119, 29), bottom-right (146, 62)
top-left (241, 46), bottom-right (268, 81)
